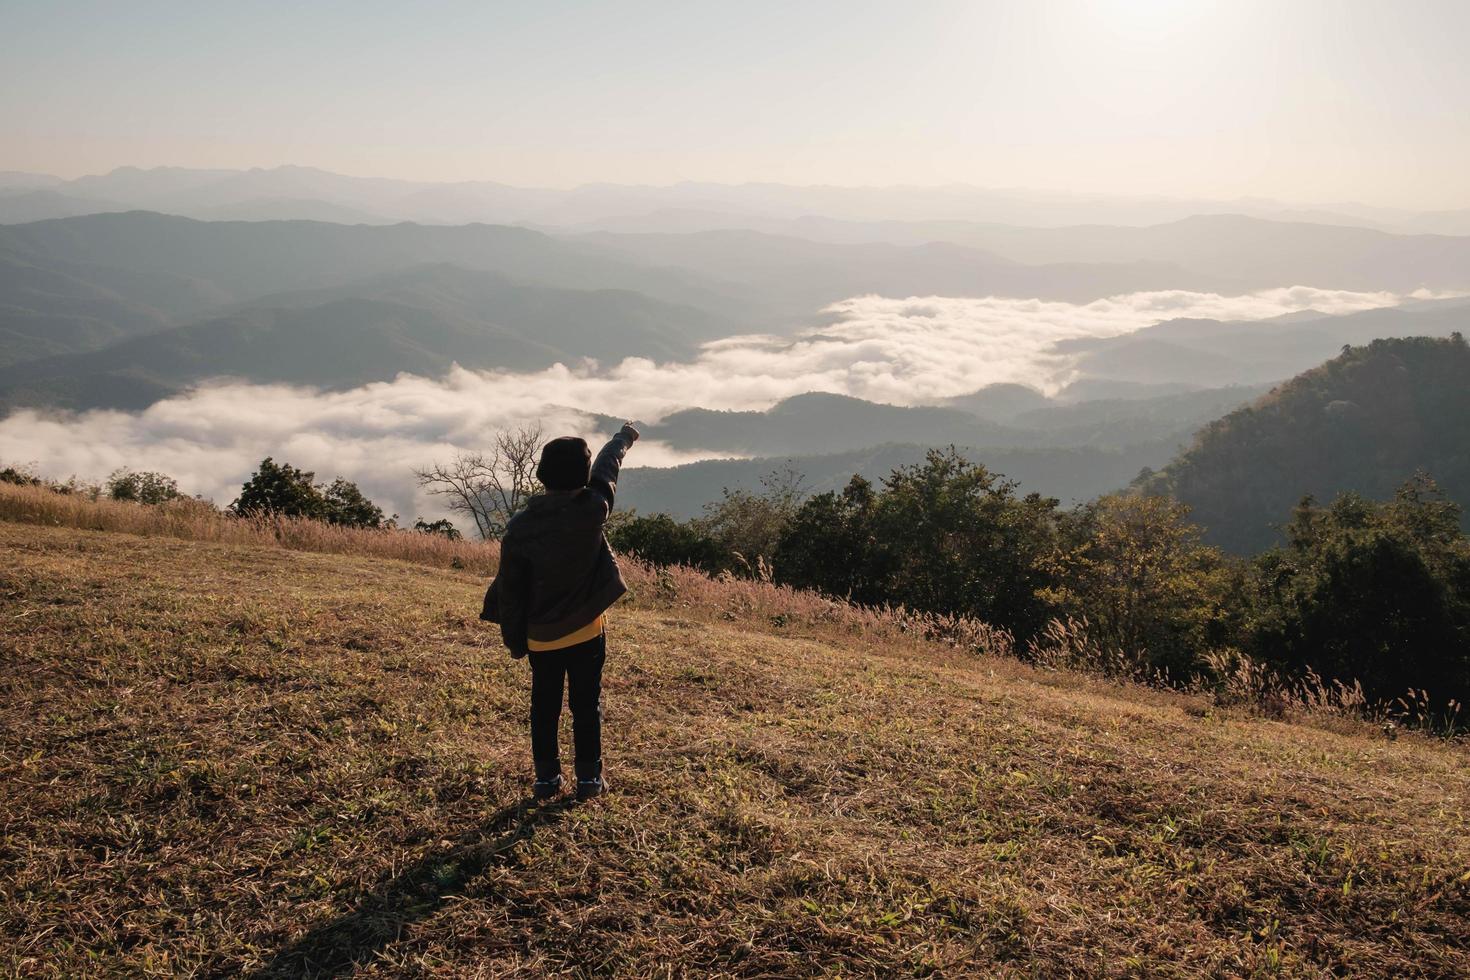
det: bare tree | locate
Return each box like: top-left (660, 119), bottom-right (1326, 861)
top-left (414, 423), bottom-right (544, 539)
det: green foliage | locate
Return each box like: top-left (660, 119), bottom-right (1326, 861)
top-left (1247, 474), bottom-right (1470, 705)
top-left (1139, 336), bottom-right (1470, 553)
top-left (233, 458), bottom-right (325, 520)
top-left (774, 449), bottom-right (1061, 637)
top-left (233, 458), bottom-right (385, 529)
top-left (320, 477), bottom-right (387, 529)
top-left (608, 513), bottom-right (727, 572)
top-left (1044, 494), bottom-right (1243, 677)
top-left (776, 476), bottom-right (881, 602)
top-left (866, 449), bottom-right (1060, 636)
top-left (106, 468), bottom-right (181, 505)
top-left (413, 518), bottom-right (461, 540)
top-left (694, 468), bottom-right (807, 574)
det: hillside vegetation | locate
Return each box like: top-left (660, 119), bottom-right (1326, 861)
top-left (1141, 335), bottom-right (1470, 553)
top-left (3, 504), bottom-right (1469, 975)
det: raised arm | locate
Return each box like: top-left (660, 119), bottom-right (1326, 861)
top-left (587, 421), bottom-right (639, 516)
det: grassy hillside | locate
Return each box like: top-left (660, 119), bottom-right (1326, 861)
top-left (3, 509), bottom-right (1469, 975)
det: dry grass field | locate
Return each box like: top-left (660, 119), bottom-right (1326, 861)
top-left (3, 517), bottom-right (1470, 977)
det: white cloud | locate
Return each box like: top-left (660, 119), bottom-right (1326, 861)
top-left (0, 286), bottom-right (1434, 520)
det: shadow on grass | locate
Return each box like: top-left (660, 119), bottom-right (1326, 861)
top-left (241, 796), bottom-right (574, 979)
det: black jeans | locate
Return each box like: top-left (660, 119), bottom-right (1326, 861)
top-left (528, 632), bottom-right (606, 782)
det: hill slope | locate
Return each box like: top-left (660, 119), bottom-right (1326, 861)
top-left (5, 521), bottom-right (1467, 975)
top-left (575, 228), bottom-right (1241, 310)
top-left (1060, 297), bottom-right (1470, 389)
top-left (1139, 335), bottom-right (1470, 552)
top-left (0, 265), bottom-right (739, 410)
top-left (0, 211), bottom-right (749, 324)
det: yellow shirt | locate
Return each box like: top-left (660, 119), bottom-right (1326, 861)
top-left (526, 613), bottom-right (605, 652)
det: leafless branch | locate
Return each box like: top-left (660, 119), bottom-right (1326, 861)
top-left (413, 423), bottom-right (544, 539)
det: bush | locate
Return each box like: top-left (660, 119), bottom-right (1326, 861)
top-left (320, 477), bottom-right (387, 529)
top-left (414, 518), bottom-right (461, 540)
top-left (1247, 474), bottom-right (1470, 706)
top-left (695, 468), bottom-right (807, 575)
top-left (775, 476), bottom-right (881, 603)
top-left (106, 469), bottom-right (181, 505)
top-left (233, 458), bottom-right (385, 529)
top-left (1043, 494), bottom-right (1243, 678)
top-left (609, 513), bottom-right (727, 572)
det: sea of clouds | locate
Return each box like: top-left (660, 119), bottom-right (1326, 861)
top-left (0, 286), bottom-right (1427, 521)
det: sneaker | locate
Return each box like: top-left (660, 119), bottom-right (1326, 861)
top-left (533, 774), bottom-right (563, 801)
top-left (575, 776), bottom-right (606, 802)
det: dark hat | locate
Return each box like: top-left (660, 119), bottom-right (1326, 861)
top-left (536, 436), bottom-right (592, 491)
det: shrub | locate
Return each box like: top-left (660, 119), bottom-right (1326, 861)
top-left (694, 468), bottom-right (807, 574)
top-left (609, 512), bottom-right (727, 572)
top-left (1, 462), bottom-right (42, 487)
top-left (321, 477), bottom-right (387, 529)
top-left (1247, 474), bottom-right (1470, 706)
top-left (1043, 494), bottom-right (1243, 677)
top-left (106, 469), bottom-right (181, 505)
top-left (775, 476), bottom-right (881, 603)
top-left (233, 458), bottom-right (325, 519)
top-left (233, 458), bottom-right (386, 529)
top-left (414, 518), bottom-right (461, 540)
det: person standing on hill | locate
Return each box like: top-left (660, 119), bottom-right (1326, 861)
top-left (481, 422), bottom-right (640, 803)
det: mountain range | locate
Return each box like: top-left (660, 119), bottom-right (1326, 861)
top-left (9, 165), bottom-right (1470, 234)
top-left (3, 184), bottom-right (1468, 546)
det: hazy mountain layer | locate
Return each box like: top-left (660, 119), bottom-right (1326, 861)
top-left (0, 211), bottom-right (745, 317)
top-left (9, 165), bottom-right (1470, 234)
top-left (641, 386), bottom-right (1271, 458)
top-left (0, 247), bottom-right (229, 367)
top-left (1061, 297), bottom-right (1470, 388)
top-left (0, 265), bottom-right (740, 411)
top-left (572, 229), bottom-right (1241, 312)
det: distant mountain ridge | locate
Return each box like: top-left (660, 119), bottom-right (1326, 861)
top-left (641, 386), bottom-right (1273, 458)
top-left (8, 164), bottom-right (1470, 234)
top-left (1062, 298), bottom-right (1470, 389)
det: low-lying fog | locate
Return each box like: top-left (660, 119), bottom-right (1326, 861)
top-left (0, 286), bottom-right (1432, 521)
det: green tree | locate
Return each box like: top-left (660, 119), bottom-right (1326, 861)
top-left (1248, 474), bottom-right (1470, 705)
top-left (232, 458), bottom-right (326, 519)
top-left (775, 476), bottom-right (880, 602)
top-left (609, 513), bottom-right (728, 572)
top-left (868, 448), bottom-right (1060, 636)
top-left (106, 469), bottom-right (181, 505)
top-left (1044, 494), bottom-right (1242, 676)
top-left (320, 477), bottom-right (386, 529)
top-left (695, 468), bottom-right (807, 576)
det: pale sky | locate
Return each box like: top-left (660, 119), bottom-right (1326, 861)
top-left (4, 0), bottom-right (1469, 209)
